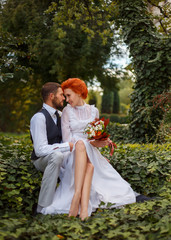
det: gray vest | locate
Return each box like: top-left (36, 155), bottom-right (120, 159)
top-left (31, 108), bottom-right (62, 160)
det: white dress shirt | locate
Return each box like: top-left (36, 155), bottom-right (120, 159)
top-left (30, 103), bottom-right (70, 158)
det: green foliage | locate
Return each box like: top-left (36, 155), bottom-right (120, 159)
top-left (107, 122), bottom-right (131, 143)
top-left (145, 0), bottom-right (171, 35)
top-left (0, 134), bottom-right (42, 213)
top-left (0, 196), bottom-right (171, 240)
top-left (102, 143), bottom-right (171, 195)
top-left (1, 0), bottom-right (170, 143)
top-left (107, 120), bottom-right (171, 145)
top-left (118, 0), bottom-right (171, 142)
top-left (0, 0), bottom-right (121, 86)
top-left (101, 89), bottom-right (114, 114)
top-left (0, 29), bottom-right (32, 82)
top-left (100, 114), bottom-right (129, 124)
top-left (113, 89), bottom-right (120, 114)
top-left (118, 78), bottom-right (133, 106)
top-left (120, 103), bottom-right (130, 115)
top-left (0, 133), bottom-right (170, 240)
top-left (101, 89), bottom-right (120, 114)
top-left (86, 88), bottom-right (102, 112)
top-left (0, 0), bottom-right (122, 133)
top-left (88, 90), bottom-right (97, 106)
top-left (135, 91), bottom-right (171, 143)
top-left (0, 78), bottom-right (42, 132)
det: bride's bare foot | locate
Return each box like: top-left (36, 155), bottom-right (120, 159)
top-left (80, 209), bottom-right (88, 221)
top-left (69, 193), bottom-right (81, 217)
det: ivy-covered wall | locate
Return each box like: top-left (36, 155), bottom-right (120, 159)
top-left (118, 0), bottom-right (171, 142)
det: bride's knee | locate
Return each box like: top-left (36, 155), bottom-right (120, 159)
top-left (75, 140), bottom-right (86, 152)
top-left (87, 162), bottom-right (94, 174)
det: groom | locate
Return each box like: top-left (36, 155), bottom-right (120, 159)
top-left (30, 82), bottom-right (74, 214)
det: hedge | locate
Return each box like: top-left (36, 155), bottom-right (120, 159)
top-left (100, 113), bottom-right (129, 124)
top-left (0, 133), bottom-right (170, 215)
top-left (0, 133), bottom-right (170, 240)
top-left (0, 134), bottom-right (42, 214)
top-left (102, 143), bottom-right (171, 195)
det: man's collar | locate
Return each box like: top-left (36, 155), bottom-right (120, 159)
top-left (43, 103), bottom-right (57, 116)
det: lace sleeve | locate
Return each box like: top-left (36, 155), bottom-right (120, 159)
top-left (61, 106), bottom-right (75, 143)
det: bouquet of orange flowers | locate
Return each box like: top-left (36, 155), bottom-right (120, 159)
top-left (84, 117), bottom-right (117, 156)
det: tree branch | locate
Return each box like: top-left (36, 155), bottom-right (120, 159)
top-left (147, 0), bottom-right (169, 18)
top-left (159, 19), bottom-right (168, 34)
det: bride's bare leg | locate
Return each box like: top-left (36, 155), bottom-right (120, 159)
top-left (69, 140), bottom-right (87, 217)
top-left (80, 162), bottom-right (94, 221)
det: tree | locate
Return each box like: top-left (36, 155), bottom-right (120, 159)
top-left (117, 0), bottom-right (171, 142)
top-left (1, 0), bottom-right (170, 140)
top-left (88, 90), bottom-right (97, 106)
top-left (101, 89), bottom-right (114, 114)
top-left (146, 0), bottom-right (171, 35)
top-left (0, 0), bottom-right (120, 131)
top-left (1, 0), bottom-right (122, 86)
top-left (113, 89), bottom-right (120, 114)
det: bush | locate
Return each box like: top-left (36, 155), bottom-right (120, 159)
top-left (0, 133), bottom-right (170, 240)
top-left (1, 133), bottom-right (170, 213)
top-left (102, 143), bottom-right (171, 195)
top-left (107, 122), bottom-right (130, 143)
top-left (101, 90), bottom-right (113, 113)
top-left (120, 103), bottom-right (130, 114)
top-left (100, 113), bottom-right (129, 124)
top-left (0, 134), bottom-right (42, 214)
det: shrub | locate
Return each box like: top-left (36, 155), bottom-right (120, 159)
top-left (100, 113), bottom-right (129, 124)
top-left (101, 90), bottom-right (113, 113)
top-left (0, 133), bottom-right (170, 216)
top-left (107, 122), bottom-right (130, 143)
top-left (120, 103), bottom-right (130, 114)
top-left (88, 90), bottom-right (97, 106)
top-left (0, 134), bottom-right (42, 214)
top-left (0, 133), bottom-right (170, 240)
top-left (112, 89), bottom-right (120, 114)
top-left (102, 143), bottom-right (171, 195)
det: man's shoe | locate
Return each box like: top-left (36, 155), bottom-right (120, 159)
top-left (136, 194), bottom-right (155, 203)
top-left (32, 203), bottom-right (38, 216)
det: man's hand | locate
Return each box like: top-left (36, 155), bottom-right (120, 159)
top-left (69, 142), bottom-right (74, 152)
top-left (90, 138), bottom-right (110, 148)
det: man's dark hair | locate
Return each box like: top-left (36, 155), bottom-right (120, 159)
top-left (41, 82), bottom-right (61, 102)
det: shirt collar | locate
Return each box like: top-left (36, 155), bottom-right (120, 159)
top-left (43, 103), bottom-right (57, 117)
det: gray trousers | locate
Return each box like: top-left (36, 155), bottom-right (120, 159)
top-left (33, 151), bottom-right (64, 208)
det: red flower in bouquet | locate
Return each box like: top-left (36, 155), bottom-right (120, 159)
top-left (84, 117), bottom-right (109, 140)
top-left (84, 117), bottom-right (117, 156)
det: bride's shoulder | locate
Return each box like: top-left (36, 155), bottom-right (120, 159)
top-left (62, 104), bottom-right (72, 113)
top-left (89, 104), bottom-right (98, 110)
top-left (63, 104), bottom-right (72, 110)
top-left (89, 104), bottom-right (99, 114)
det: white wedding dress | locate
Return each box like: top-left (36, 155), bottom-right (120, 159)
top-left (41, 103), bottom-right (136, 215)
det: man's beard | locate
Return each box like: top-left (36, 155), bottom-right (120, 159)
top-left (52, 97), bottom-right (63, 110)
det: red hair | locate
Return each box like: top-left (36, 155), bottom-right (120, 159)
top-left (61, 78), bottom-right (88, 99)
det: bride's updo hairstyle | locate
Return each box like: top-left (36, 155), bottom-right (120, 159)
top-left (61, 78), bottom-right (88, 99)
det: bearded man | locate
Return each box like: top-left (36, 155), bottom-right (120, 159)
top-left (30, 82), bottom-right (73, 214)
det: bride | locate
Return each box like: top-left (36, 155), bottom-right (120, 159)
top-left (41, 78), bottom-right (136, 220)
